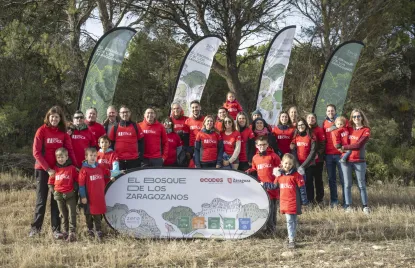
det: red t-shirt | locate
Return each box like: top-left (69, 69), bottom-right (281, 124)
top-left (221, 131), bottom-right (241, 157)
top-left (331, 127), bottom-right (349, 148)
top-left (323, 118), bottom-right (349, 155)
top-left (239, 127), bottom-right (255, 162)
top-left (139, 120), bottom-right (168, 160)
top-left (170, 115), bottom-right (189, 134)
top-left (108, 123), bottom-right (145, 160)
top-left (195, 131), bottom-right (222, 162)
top-left (48, 165), bottom-right (78, 194)
top-left (85, 120), bottom-right (106, 145)
top-left (215, 121), bottom-right (223, 132)
top-left (185, 116), bottom-right (205, 147)
top-left (273, 126), bottom-right (295, 155)
top-left (311, 126), bottom-right (325, 163)
top-left (343, 127), bottom-right (370, 162)
top-left (97, 150), bottom-right (118, 171)
top-left (33, 125), bottom-right (78, 170)
top-left (223, 100), bottom-right (243, 120)
top-left (79, 165), bottom-right (110, 215)
top-left (251, 152), bottom-right (281, 199)
top-left (292, 134), bottom-right (315, 164)
top-left (70, 128), bottom-right (96, 165)
top-left (275, 171), bottom-right (305, 214)
top-left (165, 132), bottom-right (182, 166)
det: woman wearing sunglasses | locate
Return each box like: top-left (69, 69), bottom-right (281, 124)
top-left (290, 118), bottom-right (317, 198)
top-left (340, 109), bottom-right (371, 214)
top-left (221, 115), bottom-right (241, 170)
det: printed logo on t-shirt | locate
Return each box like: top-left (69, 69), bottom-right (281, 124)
top-left (55, 174), bottom-right (70, 181)
top-left (279, 183), bottom-right (293, 189)
top-left (98, 159), bottom-right (110, 164)
top-left (203, 139), bottom-right (217, 144)
top-left (90, 174), bottom-right (103, 181)
top-left (223, 140), bottom-right (233, 145)
top-left (228, 108), bottom-right (237, 112)
top-left (190, 125), bottom-right (201, 130)
top-left (349, 135), bottom-right (359, 140)
top-left (168, 138), bottom-right (174, 143)
top-left (297, 142), bottom-right (308, 147)
top-left (143, 129), bottom-right (157, 134)
top-left (72, 135), bottom-right (86, 140)
top-left (278, 135), bottom-right (291, 139)
top-left (118, 132), bottom-right (132, 136)
top-left (257, 163), bottom-right (272, 169)
top-left (341, 132), bottom-right (348, 137)
top-left (46, 138), bottom-right (63, 144)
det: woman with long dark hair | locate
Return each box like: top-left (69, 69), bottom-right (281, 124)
top-left (236, 112), bottom-right (255, 171)
top-left (30, 106), bottom-right (78, 238)
top-left (273, 111), bottom-right (295, 156)
top-left (221, 115), bottom-right (241, 170)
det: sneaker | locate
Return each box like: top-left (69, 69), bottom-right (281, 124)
top-left (363, 207), bottom-right (370, 214)
top-left (29, 228), bottom-right (40, 238)
top-left (66, 232), bottom-right (76, 242)
top-left (53, 231), bottom-right (64, 240)
top-left (287, 241), bottom-right (296, 249)
top-left (61, 232), bottom-right (68, 240)
top-left (87, 229), bottom-right (95, 238)
top-left (339, 159), bottom-right (346, 163)
top-left (345, 206), bottom-right (353, 213)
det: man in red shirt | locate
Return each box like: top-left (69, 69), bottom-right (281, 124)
top-left (215, 107), bottom-right (227, 131)
top-left (85, 107), bottom-right (106, 145)
top-left (170, 102), bottom-right (189, 144)
top-left (322, 104), bottom-right (345, 207)
top-left (139, 108), bottom-right (169, 167)
top-left (184, 100), bottom-right (205, 159)
top-left (109, 106), bottom-right (145, 170)
top-left (68, 110), bottom-right (96, 166)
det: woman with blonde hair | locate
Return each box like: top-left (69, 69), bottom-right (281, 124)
top-left (194, 115), bottom-right (224, 168)
top-left (340, 108), bottom-right (371, 214)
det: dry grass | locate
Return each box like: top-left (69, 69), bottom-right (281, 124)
top-left (0, 173), bottom-right (414, 267)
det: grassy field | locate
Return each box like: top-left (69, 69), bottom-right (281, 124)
top-left (0, 172), bottom-right (414, 267)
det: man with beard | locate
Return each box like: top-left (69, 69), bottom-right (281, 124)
top-left (184, 100), bottom-right (205, 159)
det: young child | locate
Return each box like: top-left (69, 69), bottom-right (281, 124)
top-left (274, 153), bottom-right (308, 249)
top-left (331, 116), bottom-right (351, 162)
top-left (97, 135), bottom-right (122, 177)
top-left (246, 136), bottom-right (281, 234)
top-left (48, 148), bottom-right (79, 242)
top-left (79, 147), bottom-right (114, 241)
top-left (223, 92), bottom-right (243, 120)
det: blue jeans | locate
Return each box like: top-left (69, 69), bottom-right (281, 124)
top-left (341, 162), bottom-right (368, 207)
top-left (325, 154), bottom-right (345, 205)
top-left (285, 214), bottom-right (297, 242)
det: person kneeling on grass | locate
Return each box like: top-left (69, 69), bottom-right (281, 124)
top-left (48, 148), bottom-right (79, 241)
top-left (79, 147), bottom-right (115, 241)
top-left (271, 153), bottom-right (308, 249)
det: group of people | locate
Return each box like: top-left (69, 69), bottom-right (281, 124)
top-left (29, 91), bottom-right (371, 248)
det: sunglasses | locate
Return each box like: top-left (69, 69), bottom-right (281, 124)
top-left (164, 122), bottom-right (173, 125)
top-left (353, 115), bottom-right (361, 119)
top-left (74, 116), bottom-right (84, 119)
top-left (224, 120), bottom-right (233, 124)
top-left (119, 111), bottom-right (130, 114)
top-left (297, 124), bottom-right (306, 127)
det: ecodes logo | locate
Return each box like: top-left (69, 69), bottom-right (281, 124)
top-left (227, 178), bottom-right (250, 184)
top-left (124, 211), bottom-right (142, 228)
top-left (200, 178), bottom-right (223, 184)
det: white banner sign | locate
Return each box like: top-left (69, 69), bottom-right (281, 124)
top-left (173, 36), bottom-right (223, 116)
top-left (105, 168), bottom-right (270, 239)
top-left (256, 26), bottom-right (296, 125)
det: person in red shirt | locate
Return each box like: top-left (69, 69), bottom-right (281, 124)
top-left (162, 117), bottom-right (183, 167)
top-left (223, 92), bottom-right (243, 120)
top-left (252, 118), bottom-right (281, 157)
top-left (273, 153), bottom-right (308, 249)
top-left (194, 115), bottom-right (223, 168)
top-left (109, 105), bottom-right (145, 170)
top-left (236, 112), bottom-right (255, 171)
top-left (273, 111), bottom-right (295, 156)
top-left (67, 110), bottom-right (96, 166)
top-left (185, 100), bottom-right (205, 159)
top-left (170, 102), bottom-right (189, 145)
top-left (331, 116), bottom-right (351, 162)
top-left (215, 107), bottom-right (227, 132)
top-left (48, 148), bottom-right (78, 242)
top-left (85, 107), bottom-right (106, 146)
top-left (288, 106), bottom-right (299, 127)
top-left (246, 136), bottom-right (281, 234)
top-left (139, 108), bottom-right (168, 167)
top-left (323, 104), bottom-right (346, 207)
top-left (306, 113), bottom-right (326, 204)
top-left (97, 135), bottom-right (122, 177)
top-left (30, 106), bottom-right (78, 238)
top-left (290, 118), bottom-right (317, 204)
top-left (221, 115), bottom-right (241, 169)
top-left (79, 147), bottom-right (114, 240)
top-left (341, 109), bottom-right (371, 214)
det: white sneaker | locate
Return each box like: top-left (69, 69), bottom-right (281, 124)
top-left (363, 207), bottom-right (370, 214)
top-left (345, 206), bottom-right (353, 213)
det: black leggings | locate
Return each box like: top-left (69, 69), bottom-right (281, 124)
top-left (305, 162), bottom-right (324, 203)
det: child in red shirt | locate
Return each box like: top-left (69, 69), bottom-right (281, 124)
top-left (246, 136), bottom-right (281, 234)
top-left (223, 92), bottom-right (243, 120)
top-left (331, 116), bottom-right (351, 162)
top-left (97, 135), bottom-right (123, 177)
top-left (48, 148), bottom-right (78, 241)
top-left (79, 147), bottom-right (114, 241)
top-left (274, 153), bottom-right (308, 249)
